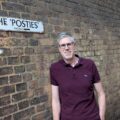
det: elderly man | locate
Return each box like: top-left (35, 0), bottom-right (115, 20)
top-left (50, 32), bottom-right (106, 120)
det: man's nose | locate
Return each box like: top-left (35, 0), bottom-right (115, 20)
top-left (64, 45), bottom-right (69, 49)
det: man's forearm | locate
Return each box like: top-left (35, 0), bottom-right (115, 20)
top-left (52, 101), bottom-right (61, 120)
top-left (98, 93), bottom-right (106, 120)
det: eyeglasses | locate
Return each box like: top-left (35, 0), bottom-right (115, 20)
top-left (59, 42), bottom-right (74, 49)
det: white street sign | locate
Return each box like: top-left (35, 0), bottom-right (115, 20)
top-left (0, 16), bottom-right (44, 33)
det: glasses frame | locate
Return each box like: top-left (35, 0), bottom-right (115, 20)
top-left (59, 42), bottom-right (74, 49)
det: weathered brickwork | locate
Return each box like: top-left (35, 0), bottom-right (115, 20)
top-left (0, 0), bottom-right (120, 120)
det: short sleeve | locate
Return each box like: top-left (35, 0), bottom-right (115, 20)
top-left (92, 61), bottom-right (101, 83)
top-left (49, 65), bottom-right (59, 86)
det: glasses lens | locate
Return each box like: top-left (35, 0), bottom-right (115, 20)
top-left (59, 42), bottom-right (73, 48)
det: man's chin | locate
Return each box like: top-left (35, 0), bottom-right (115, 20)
top-left (63, 56), bottom-right (73, 60)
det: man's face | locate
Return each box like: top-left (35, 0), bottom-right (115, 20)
top-left (58, 37), bottom-right (75, 60)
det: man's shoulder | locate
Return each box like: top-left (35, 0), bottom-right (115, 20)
top-left (81, 57), bottom-right (94, 65)
top-left (50, 59), bottom-right (63, 69)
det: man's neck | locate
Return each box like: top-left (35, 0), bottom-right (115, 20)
top-left (64, 56), bottom-right (79, 67)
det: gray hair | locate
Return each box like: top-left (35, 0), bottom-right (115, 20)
top-left (57, 32), bottom-right (75, 43)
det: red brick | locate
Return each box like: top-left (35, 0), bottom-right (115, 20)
top-left (4, 115), bottom-right (12, 120)
top-left (37, 103), bottom-right (46, 112)
top-left (16, 82), bottom-right (27, 91)
top-left (18, 100), bottom-right (29, 110)
top-left (25, 64), bottom-right (36, 72)
top-left (0, 96), bottom-right (11, 107)
top-left (0, 104), bottom-right (17, 117)
top-left (0, 85), bottom-right (15, 96)
top-left (13, 107), bottom-right (35, 120)
top-left (12, 47), bottom-right (24, 55)
top-left (25, 47), bottom-right (35, 54)
top-left (22, 73), bottom-right (33, 82)
top-left (0, 57), bottom-right (7, 66)
top-left (12, 91), bottom-right (27, 102)
top-left (14, 65), bottom-right (25, 74)
top-left (0, 66), bottom-right (13, 76)
top-left (21, 56), bottom-right (30, 64)
top-left (9, 75), bottom-right (22, 84)
top-left (0, 77), bottom-right (8, 86)
top-left (8, 56), bottom-right (19, 65)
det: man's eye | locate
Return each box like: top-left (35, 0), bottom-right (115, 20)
top-left (61, 44), bottom-right (65, 47)
top-left (67, 43), bottom-right (72, 46)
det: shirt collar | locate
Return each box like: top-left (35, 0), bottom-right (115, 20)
top-left (60, 54), bottom-right (83, 67)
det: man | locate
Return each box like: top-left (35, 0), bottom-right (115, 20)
top-left (50, 32), bottom-right (106, 120)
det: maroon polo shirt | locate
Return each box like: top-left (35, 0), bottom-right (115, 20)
top-left (50, 55), bottom-right (101, 120)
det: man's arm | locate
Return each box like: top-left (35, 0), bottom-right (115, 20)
top-left (94, 82), bottom-right (106, 120)
top-left (51, 85), bottom-right (61, 120)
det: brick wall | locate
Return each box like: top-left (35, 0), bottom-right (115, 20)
top-left (0, 0), bottom-right (120, 120)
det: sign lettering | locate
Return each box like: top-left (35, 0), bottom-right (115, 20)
top-left (0, 17), bottom-right (44, 33)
